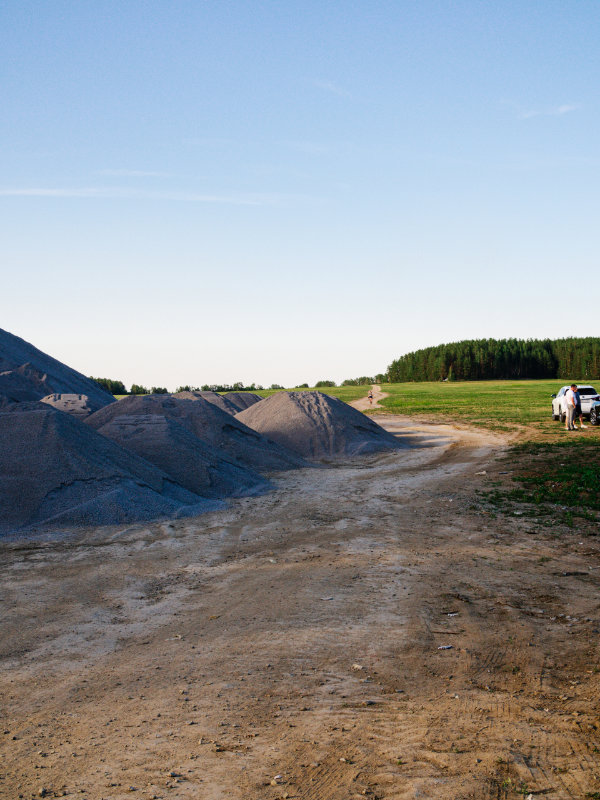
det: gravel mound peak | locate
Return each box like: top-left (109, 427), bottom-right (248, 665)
top-left (236, 391), bottom-right (405, 460)
top-left (0, 327), bottom-right (115, 412)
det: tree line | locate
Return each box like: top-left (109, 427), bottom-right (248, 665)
top-left (90, 378), bottom-right (168, 395)
top-left (386, 338), bottom-right (600, 382)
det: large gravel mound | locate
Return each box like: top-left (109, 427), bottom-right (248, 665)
top-left (0, 328), bottom-right (115, 412)
top-left (236, 391), bottom-right (405, 460)
top-left (87, 395), bottom-right (307, 472)
top-left (0, 403), bottom-right (218, 537)
top-left (94, 414), bottom-right (269, 499)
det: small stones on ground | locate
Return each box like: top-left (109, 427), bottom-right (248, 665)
top-left (352, 663), bottom-right (363, 671)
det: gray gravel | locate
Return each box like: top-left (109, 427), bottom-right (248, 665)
top-left (0, 402), bottom-right (219, 537)
top-left (236, 391), bottom-right (406, 460)
top-left (94, 413), bottom-right (269, 498)
top-left (0, 327), bottom-right (115, 411)
top-left (172, 390), bottom-right (262, 415)
top-left (87, 394), bottom-right (308, 473)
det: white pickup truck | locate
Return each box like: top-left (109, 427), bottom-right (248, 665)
top-left (551, 385), bottom-right (600, 422)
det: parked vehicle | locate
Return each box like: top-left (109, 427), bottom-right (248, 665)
top-left (551, 385), bottom-right (600, 422)
top-left (590, 401), bottom-right (600, 426)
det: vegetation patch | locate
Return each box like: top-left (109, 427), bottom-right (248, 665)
top-left (483, 440), bottom-right (600, 530)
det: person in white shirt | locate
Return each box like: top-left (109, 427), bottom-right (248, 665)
top-left (572, 387), bottom-right (587, 430)
top-left (565, 384), bottom-right (577, 431)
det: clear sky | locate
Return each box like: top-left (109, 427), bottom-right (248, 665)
top-left (1, 1), bottom-right (598, 389)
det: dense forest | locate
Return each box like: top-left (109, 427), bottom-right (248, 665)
top-left (387, 338), bottom-right (600, 382)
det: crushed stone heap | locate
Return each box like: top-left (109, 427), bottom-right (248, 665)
top-left (172, 390), bottom-right (262, 415)
top-left (0, 402), bottom-right (219, 537)
top-left (0, 327), bottom-right (115, 413)
top-left (92, 413), bottom-right (269, 499)
top-left (86, 395), bottom-right (308, 473)
top-left (236, 391), bottom-right (405, 460)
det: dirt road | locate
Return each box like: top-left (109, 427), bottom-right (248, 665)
top-left (2, 417), bottom-right (600, 799)
top-left (349, 385), bottom-right (388, 412)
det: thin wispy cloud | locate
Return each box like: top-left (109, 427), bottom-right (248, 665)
top-left (0, 186), bottom-right (325, 207)
top-left (314, 79), bottom-right (352, 98)
top-left (519, 103), bottom-right (580, 120)
top-left (0, 187), bottom-right (291, 206)
top-left (97, 169), bottom-right (173, 178)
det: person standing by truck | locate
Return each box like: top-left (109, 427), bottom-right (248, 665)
top-left (565, 384), bottom-right (577, 431)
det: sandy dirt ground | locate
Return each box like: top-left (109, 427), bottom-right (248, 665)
top-left (2, 416), bottom-right (600, 800)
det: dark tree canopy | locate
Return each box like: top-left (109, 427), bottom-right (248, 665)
top-left (387, 338), bottom-right (600, 382)
top-left (90, 377), bottom-right (127, 395)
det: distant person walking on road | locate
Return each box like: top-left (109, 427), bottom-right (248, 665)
top-left (565, 383), bottom-right (577, 431)
top-left (368, 388), bottom-right (374, 405)
top-left (573, 386), bottom-right (587, 430)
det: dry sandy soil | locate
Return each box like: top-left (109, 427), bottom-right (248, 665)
top-left (2, 415), bottom-right (600, 800)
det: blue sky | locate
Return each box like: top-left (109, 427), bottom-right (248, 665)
top-left (1, 1), bottom-right (598, 388)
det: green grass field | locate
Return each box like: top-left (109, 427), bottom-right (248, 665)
top-left (373, 379), bottom-right (600, 438)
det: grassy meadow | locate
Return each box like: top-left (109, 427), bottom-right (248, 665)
top-left (371, 379), bottom-right (600, 438)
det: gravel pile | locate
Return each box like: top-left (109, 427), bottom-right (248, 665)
top-left (93, 413), bottom-right (269, 498)
top-left (0, 327), bottom-right (115, 412)
top-left (87, 395), bottom-right (308, 473)
top-left (0, 402), bottom-right (219, 536)
top-left (236, 391), bottom-right (405, 460)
